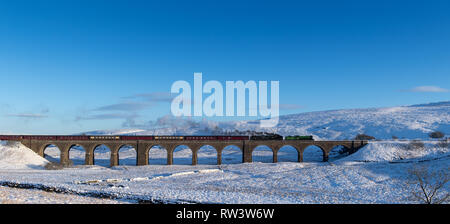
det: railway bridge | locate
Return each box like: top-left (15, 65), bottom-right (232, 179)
top-left (4, 136), bottom-right (368, 166)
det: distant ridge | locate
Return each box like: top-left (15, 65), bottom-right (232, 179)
top-left (408, 101), bottom-right (450, 107)
top-left (81, 101), bottom-right (450, 140)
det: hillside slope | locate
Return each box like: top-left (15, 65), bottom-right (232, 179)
top-left (83, 101), bottom-right (450, 140)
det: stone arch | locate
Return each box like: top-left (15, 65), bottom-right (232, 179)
top-left (147, 144), bottom-right (169, 165)
top-left (93, 144), bottom-right (111, 167)
top-left (302, 144), bottom-right (326, 162)
top-left (223, 144), bottom-right (243, 152)
top-left (327, 144), bottom-right (350, 161)
top-left (68, 144), bottom-right (86, 166)
top-left (251, 145), bottom-right (275, 163)
top-left (43, 144), bottom-right (61, 164)
top-left (196, 145), bottom-right (219, 165)
top-left (172, 145), bottom-right (194, 165)
top-left (277, 145), bottom-right (300, 162)
top-left (117, 144), bottom-right (137, 166)
top-left (220, 145), bottom-right (243, 164)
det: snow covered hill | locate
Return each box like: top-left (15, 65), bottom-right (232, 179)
top-left (241, 101), bottom-right (450, 140)
top-left (0, 141), bottom-right (49, 169)
top-left (83, 101), bottom-right (450, 140)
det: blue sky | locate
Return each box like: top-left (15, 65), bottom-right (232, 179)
top-left (0, 0), bottom-right (449, 134)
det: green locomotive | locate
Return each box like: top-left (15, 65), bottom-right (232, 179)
top-left (285, 135), bottom-right (314, 140)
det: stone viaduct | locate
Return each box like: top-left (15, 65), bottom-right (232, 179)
top-left (17, 138), bottom-right (368, 167)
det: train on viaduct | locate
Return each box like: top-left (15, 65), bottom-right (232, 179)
top-left (0, 135), bottom-right (368, 167)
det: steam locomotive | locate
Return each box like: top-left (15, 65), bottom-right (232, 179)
top-left (0, 135), bottom-right (314, 141)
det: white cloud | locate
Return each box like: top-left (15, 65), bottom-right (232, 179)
top-left (76, 113), bottom-right (136, 120)
top-left (406, 86), bottom-right (448, 93)
top-left (7, 113), bottom-right (48, 118)
top-left (93, 102), bottom-right (152, 112)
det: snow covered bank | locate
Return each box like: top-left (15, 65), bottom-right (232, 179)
top-left (0, 141), bottom-right (49, 170)
top-left (337, 141), bottom-right (450, 163)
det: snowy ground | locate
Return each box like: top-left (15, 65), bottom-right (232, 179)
top-left (0, 185), bottom-right (130, 204)
top-left (0, 141), bottom-right (448, 204)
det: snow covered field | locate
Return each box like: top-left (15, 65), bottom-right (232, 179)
top-left (0, 140), bottom-right (448, 204)
top-left (0, 185), bottom-right (129, 204)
